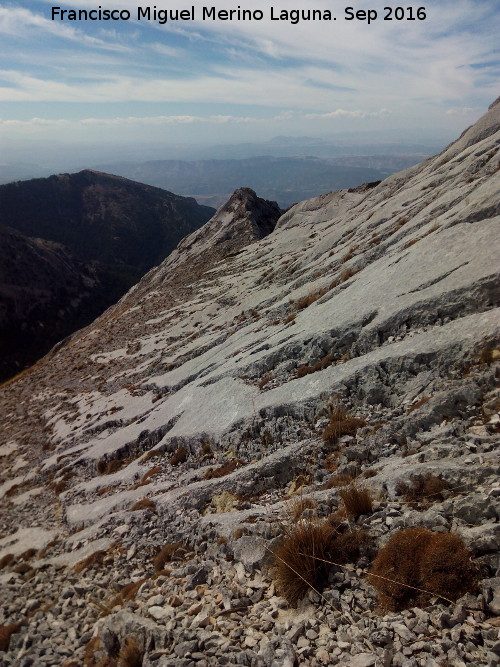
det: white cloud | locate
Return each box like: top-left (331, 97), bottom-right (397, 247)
top-left (0, 6), bottom-right (130, 51)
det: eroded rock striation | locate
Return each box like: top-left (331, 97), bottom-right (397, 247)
top-left (0, 101), bottom-right (499, 666)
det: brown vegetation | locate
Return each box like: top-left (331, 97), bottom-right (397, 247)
top-left (406, 396), bottom-right (431, 413)
top-left (204, 459), bottom-right (240, 480)
top-left (296, 288), bottom-right (327, 311)
top-left (395, 474), bottom-right (450, 508)
top-left (322, 404), bottom-right (366, 446)
top-left (323, 473), bottom-right (353, 489)
top-left (153, 542), bottom-right (185, 572)
top-left (169, 445), bottom-right (187, 466)
top-left (340, 485), bottom-right (373, 519)
top-left (74, 549), bottom-right (107, 573)
top-left (296, 353), bottom-right (335, 378)
top-left (0, 623), bottom-right (23, 651)
top-left (339, 267), bottom-right (359, 283)
top-left (291, 497), bottom-right (318, 521)
top-left (129, 498), bottom-right (156, 512)
top-left (258, 373), bottom-right (273, 390)
top-left (368, 527), bottom-right (478, 611)
top-left (271, 519), bottom-right (367, 607)
top-left (118, 638), bottom-right (143, 667)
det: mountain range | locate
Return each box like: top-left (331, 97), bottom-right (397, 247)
top-left (96, 155), bottom-right (428, 208)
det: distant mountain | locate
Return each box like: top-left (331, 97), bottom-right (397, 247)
top-left (0, 170), bottom-right (214, 379)
top-left (96, 155), bottom-right (426, 208)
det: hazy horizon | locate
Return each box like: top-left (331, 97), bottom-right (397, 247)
top-left (1, 0), bottom-right (499, 170)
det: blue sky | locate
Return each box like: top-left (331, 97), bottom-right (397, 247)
top-left (0, 0), bottom-right (499, 155)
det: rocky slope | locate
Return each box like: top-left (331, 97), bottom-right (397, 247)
top-left (0, 100), bottom-right (499, 666)
top-left (0, 170), bottom-right (214, 379)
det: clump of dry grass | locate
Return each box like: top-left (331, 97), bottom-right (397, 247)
top-left (118, 637), bottom-right (143, 667)
top-left (395, 474), bottom-right (450, 508)
top-left (340, 485), bottom-right (373, 519)
top-left (368, 527), bottom-right (478, 611)
top-left (129, 498), bottom-right (156, 512)
top-left (283, 311), bottom-right (297, 324)
top-left (200, 439), bottom-right (213, 458)
top-left (74, 549), bottom-right (107, 573)
top-left (296, 288), bottom-right (327, 311)
top-left (258, 373), bottom-right (273, 390)
top-left (479, 346), bottom-right (500, 365)
top-left (169, 445), bottom-right (187, 466)
top-left (141, 448), bottom-right (164, 462)
top-left (204, 459), bottom-right (240, 480)
top-left (290, 497), bottom-right (318, 521)
top-left (0, 554), bottom-right (15, 570)
top-left (0, 623), bottom-right (23, 651)
top-left (271, 519), bottom-right (367, 607)
top-left (153, 543), bottom-right (185, 572)
top-left (296, 353), bottom-right (335, 378)
top-left (322, 404), bottom-right (366, 446)
top-left (323, 473), bottom-right (353, 489)
top-left (406, 396), bottom-right (431, 414)
top-left (97, 458), bottom-right (125, 475)
top-left (339, 267), bottom-right (359, 283)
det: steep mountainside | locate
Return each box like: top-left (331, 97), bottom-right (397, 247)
top-left (0, 170), bottom-right (215, 379)
top-left (0, 100), bottom-right (499, 666)
top-left (0, 224), bottom-right (98, 380)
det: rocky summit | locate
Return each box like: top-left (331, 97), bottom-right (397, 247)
top-left (0, 100), bottom-right (499, 667)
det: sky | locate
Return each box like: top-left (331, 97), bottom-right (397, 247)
top-left (0, 0), bottom-right (499, 163)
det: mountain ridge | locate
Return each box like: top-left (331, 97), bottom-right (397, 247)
top-left (0, 170), bottom-right (215, 379)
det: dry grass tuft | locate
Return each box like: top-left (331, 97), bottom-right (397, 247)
top-left (296, 353), bottom-right (335, 378)
top-left (129, 498), bottom-right (156, 512)
top-left (258, 373), bottom-right (273, 390)
top-left (153, 543), bottom-right (185, 572)
top-left (271, 519), bottom-right (367, 607)
top-left (283, 311), bottom-right (297, 324)
top-left (396, 474), bottom-right (450, 508)
top-left (323, 473), bottom-right (353, 489)
top-left (340, 485), bottom-right (373, 518)
top-left (169, 445), bottom-right (187, 466)
top-left (74, 549), bottom-right (107, 573)
top-left (406, 396), bottom-right (431, 414)
top-left (291, 497), bottom-right (318, 521)
top-left (0, 623), bottom-right (23, 652)
top-left (98, 458), bottom-right (124, 475)
top-left (118, 638), bottom-right (143, 667)
top-left (200, 439), bottom-right (213, 458)
top-left (479, 347), bottom-right (500, 365)
top-left (204, 459), bottom-right (240, 480)
top-left (296, 289), bottom-right (327, 311)
top-left (368, 527), bottom-right (478, 611)
top-left (0, 554), bottom-right (15, 570)
top-left (322, 404), bottom-right (366, 446)
top-left (339, 267), bottom-right (358, 283)
top-left (141, 449), bottom-right (164, 462)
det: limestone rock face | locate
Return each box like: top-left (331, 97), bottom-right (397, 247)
top-left (0, 101), bottom-right (499, 665)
